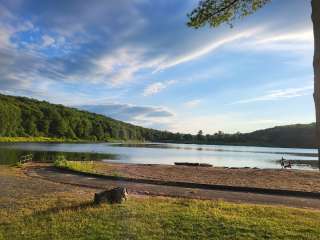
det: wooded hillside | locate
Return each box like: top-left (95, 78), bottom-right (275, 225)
top-left (0, 94), bottom-right (316, 148)
top-left (0, 94), bottom-right (162, 141)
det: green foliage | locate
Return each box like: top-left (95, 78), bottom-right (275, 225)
top-left (54, 159), bottom-right (96, 173)
top-left (12, 162), bottom-right (23, 168)
top-left (156, 124), bottom-right (317, 148)
top-left (0, 137), bottom-right (78, 143)
top-left (55, 154), bottom-right (67, 162)
top-left (188, 0), bottom-right (271, 28)
top-left (0, 94), bottom-right (161, 142)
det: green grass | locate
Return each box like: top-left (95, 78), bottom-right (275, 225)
top-left (54, 159), bottom-right (96, 173)
top-left (0, 165), bottom-right (320, 240)
top-left (54, 159), bottom-right (122, 176)
top-left (1, 196), bottom-right (320, 240)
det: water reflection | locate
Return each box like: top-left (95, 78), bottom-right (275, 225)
top-left (0, 147), bottom-right (118, 165)
top-left (0, 142), bottom-right (318, 170)
top-left (114, 143), bottom-right (317, 157)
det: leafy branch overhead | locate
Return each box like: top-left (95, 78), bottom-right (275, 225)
top-left (187, 0), bottom-right (271, 28)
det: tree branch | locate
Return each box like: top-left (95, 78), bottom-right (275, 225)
top-left (211, 0), bottom-right (241, 16)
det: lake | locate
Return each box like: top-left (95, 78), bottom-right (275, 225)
top-left (0, 142), bottom-right (318, 170)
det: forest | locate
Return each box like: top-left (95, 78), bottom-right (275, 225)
top-left (0, 94), bottom-right (161, 141)
top-left (0, 94), bottom-right (316, 148)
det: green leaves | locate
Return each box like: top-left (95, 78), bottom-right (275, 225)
top-left (187, 0), bottom-right (271, 28)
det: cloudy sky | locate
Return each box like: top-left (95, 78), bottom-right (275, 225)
top-left (0, 0), bottom-right (314, 134)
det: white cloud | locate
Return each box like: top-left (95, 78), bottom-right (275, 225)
top-left (78, 103), bottom-right (175, 126)
top-left (155, 28), bottom-right (262, 72)
top-left (184, 99), bottom-right (202, 108)
top-left (233, 85), bottom-right (313, 104)
top-left (143, 80), bottom-right (176, 96)
top-left (57, 25), bottom-right (313, 88)
top-left (146, 28), bottom-right (312, 79)
top-left (231, 28), bottom-right (313, 53)
top-left (148, 27), bottom-right (313, 75)
top-left (94, 48), bottom-right (163, 85)
top-left (143, 82), bottom-right (165, 96)
top-left (0, 25), bottom-right (13, 48)
top-left (41, 35), bottom-right (55, 47)
top-left (256, 30), bottom-right (313, 44)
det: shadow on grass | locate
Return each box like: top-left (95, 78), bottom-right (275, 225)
top-left (33, 200), bottom-right (98, 216)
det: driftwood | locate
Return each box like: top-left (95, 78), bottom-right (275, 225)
top-left (174, 162), bottom-right (212, 167)
top-left (94, 187), bottom-right (128, 204)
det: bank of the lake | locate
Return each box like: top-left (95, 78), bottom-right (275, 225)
top-left (53, 161), bottom-right (320, 193)
top-left (0, 136), bottom-right (146, 143)
top-left (0, 137), bottom-right (84, 143)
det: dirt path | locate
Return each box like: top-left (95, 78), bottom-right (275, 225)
top-left (26, 166), bottom-right (320, 210)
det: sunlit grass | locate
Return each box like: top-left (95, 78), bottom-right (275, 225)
top-left (53, 159), bottom-right (122, 176)
top-left (53, 159), bottom-right (96, 173)
top-left (1, 196), bottom-right (320, 240)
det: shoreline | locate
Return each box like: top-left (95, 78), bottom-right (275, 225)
top-left (0, 137), bottom-right (147, 144)
top-left (47, 161), bottom-right (320, 193)
top-left (0, 136), bottom-right (318, 149)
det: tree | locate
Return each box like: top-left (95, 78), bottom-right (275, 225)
top-left (187, 0), bottom-right (320, 169)
top-left (38, 119), bottom-right (50, 135)
top-left (92, 122), bottom-right (104, 140)
top-left (119, 127), bottom-right (128, 140)
top-left (197, 130), bottom-right (205, 142)
top-left (50, 118), bottom-right (67, 137)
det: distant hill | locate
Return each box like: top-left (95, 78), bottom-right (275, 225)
top-left (241, 123), bottom-right (316, 148)
top-left (0, 94), bottom-right (163, 141)
top-left (158, 123), bottom-right (317, 148)
top-left (0, 94), bottom-right (316, 148)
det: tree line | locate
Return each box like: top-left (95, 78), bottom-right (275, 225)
top-left (0, 94), bottom-right (161, 141)
top-left (0, 94), bottom-right (316, 148)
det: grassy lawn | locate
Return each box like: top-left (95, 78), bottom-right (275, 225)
top-left (54, 159), bottom-right (97, 173)
top-left (53, 159), bottom-right (122, 177)
top-left (0, 165), bottom-right (320, 240)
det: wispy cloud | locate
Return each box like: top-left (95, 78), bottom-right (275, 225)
top-left (256, 30), bottom-right (313, 44)
top-left (94, 48), bottom-right (163, 85)
top-left (155, 28), bottom-right (261, 72)
top-left (143, 80), bottom-right (176, 96)
top-left (184, 99), bottom-right (202, 108)
top-left (231, 29), bottom-right (313, 52)
top-left (78, 103), bottom-right (174, 125)
top-left (233, 85), bottom-right (313, 104)
top-left (41, 35), bottom-right (55, 48)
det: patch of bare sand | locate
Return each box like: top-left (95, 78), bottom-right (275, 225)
top-left (94, 162), bottom-right (320, 192)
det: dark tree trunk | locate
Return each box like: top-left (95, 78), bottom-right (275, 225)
top-left (312, 0), bottom-right (320, 170)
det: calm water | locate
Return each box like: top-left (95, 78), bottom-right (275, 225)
top-left (0, 142), bottom-right (318, 170)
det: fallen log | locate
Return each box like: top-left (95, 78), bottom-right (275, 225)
top-left (174, 162), bottom-right (212, 167)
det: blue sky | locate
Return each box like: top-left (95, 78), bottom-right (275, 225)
top-left (0, 0), bottom-right (314, 134)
